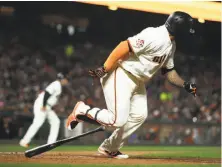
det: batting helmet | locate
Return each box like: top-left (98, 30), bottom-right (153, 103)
top-left (165, 11), bottom-right (195, 37)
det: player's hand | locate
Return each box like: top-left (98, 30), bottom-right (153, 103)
top-left (183, 81), bottom-right (197, 97)
top-left (41, 106), bottom-right (46, 111)
top-left (88, 66), bottom-right (107, 78)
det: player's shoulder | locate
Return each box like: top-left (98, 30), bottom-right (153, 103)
top-left (140, 25), bottom-right (165, 36)
top-left (143, 26), bottom-right (171, 47)
top-left (139, 27), bottom-right (156, 37)
top-left (49, 80), bottom-right (61, 87)
top-left (139, 25), bottom-right (168, 44)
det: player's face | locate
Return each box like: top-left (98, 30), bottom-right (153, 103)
top-left (61, 79), bottom-right (69, 86)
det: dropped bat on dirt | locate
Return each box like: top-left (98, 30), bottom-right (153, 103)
top-left (24, 126), bottom-right (104, 158)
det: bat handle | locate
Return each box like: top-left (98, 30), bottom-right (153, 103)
top-left (91, 126), bottom-right (105, 133)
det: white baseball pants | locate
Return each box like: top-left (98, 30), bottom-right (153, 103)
top-left (21, 100), bottom-right (60, 144)
top-left (82, 67), bottom-right (148, 151)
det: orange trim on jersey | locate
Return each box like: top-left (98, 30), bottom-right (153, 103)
top-left (87, 68), bottom-right (118, 127)
top-left (82, 69), bottom-right (118, 127)
top-left (113, 68), bottom-right (117, 125)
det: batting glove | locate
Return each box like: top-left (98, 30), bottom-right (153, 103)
top-left (183, 81), bottom-right (197, 97)
top-left (88, 66), bottom-right (107, 78)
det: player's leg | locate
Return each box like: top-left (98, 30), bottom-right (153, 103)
top-left (93, 67), bottom-right (136, 127)
top-left (67, 67), bottom-right (138, 128)
top-left (20, 102), bottom-right (46, 147)
top-left (98, 82), bottom-right (148, 158)
top-left (47, 110), bottom-right (60, 144)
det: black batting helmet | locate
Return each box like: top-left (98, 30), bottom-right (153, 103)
top-left (165, 11), bottom-right (195, 37)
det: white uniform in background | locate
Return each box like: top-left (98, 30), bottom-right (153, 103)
top-left (70, 25), bottom-right (176, 155)
top-left (20, 80), bottom-right (62, 146)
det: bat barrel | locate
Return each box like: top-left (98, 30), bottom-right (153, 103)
top-left (24, 126), bottom-right (104, 158)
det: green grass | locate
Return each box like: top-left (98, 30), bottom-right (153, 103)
top-left (0, 145), bottom-right (220, 159)
top-left (0, 145), bottom-right (220, 152)
top-left (0, 164), bottom-right (220, 167)
top-left (0, 145), bottom-right (220, 167)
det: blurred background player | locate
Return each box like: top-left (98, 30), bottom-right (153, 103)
top-left (19, 73), bottom-right (69, 147)
top-left (66, 11), bottom-right (197, 159)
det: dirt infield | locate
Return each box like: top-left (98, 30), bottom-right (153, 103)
top-left (0, 151), bottom-right (220, 165)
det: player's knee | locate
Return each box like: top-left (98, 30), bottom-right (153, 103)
top-left (138, 111), bottom-right (148, 123)
top-left (115, 117), bottom-right (128, 127)
top-left (131, 111), bottom-right (147, 123)
top-left (142, 111), bottom-right (148, 121)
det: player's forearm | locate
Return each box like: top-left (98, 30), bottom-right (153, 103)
top-left (104, 40), bottom-right (130, 71)
top-left (166, 70), bottom-right (185, 87)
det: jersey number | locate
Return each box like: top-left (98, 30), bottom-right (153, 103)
top-left (153, 55), bottom-right (167, 64)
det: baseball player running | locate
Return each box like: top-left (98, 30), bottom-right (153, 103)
top-left (20, 73), bottom-right (69, 147)
top-left (66, 11), bottom-right (197, 159)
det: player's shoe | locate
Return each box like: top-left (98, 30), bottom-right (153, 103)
top-left (98, 146), bottom-right (129, 159)
top-left (66, 101), bottom-right (89, 130)
top-left (19, 140), bottom-right (29, 148)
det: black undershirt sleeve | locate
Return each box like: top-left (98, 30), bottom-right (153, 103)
top-left (43, 91), bottom-right (51, 107)
top-left (161, 67), bottom-right (175, 75)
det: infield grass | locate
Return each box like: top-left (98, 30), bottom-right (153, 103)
top-left (0, 164), bottom-right (220, 167)
top-left (0, 145), bottom-right (220, 159)
top-left (0, 145), bottom-right (220, 167)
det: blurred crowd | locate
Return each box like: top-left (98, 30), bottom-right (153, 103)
top-left (147, 51), bottom-right (221, 124)
top-left (0, 20), bottom-right (220, 141)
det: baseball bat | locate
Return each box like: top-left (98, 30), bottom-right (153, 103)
top-left (24, 126), bottom-right (104, 158)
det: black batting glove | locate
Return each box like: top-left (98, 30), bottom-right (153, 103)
top-left (88, 66), bottom-right (107, 78)
top-left (183, 81), bottom-right (197, 97)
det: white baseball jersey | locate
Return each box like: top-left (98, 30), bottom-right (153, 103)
top-left (119, 25), bottom-right (176, 81)
top-left (68, 26), bottom-right (176, 153)
top-left (21, 80), bottom-right (62, 145)
top-left (37, 80), bottom-right (62, 107)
